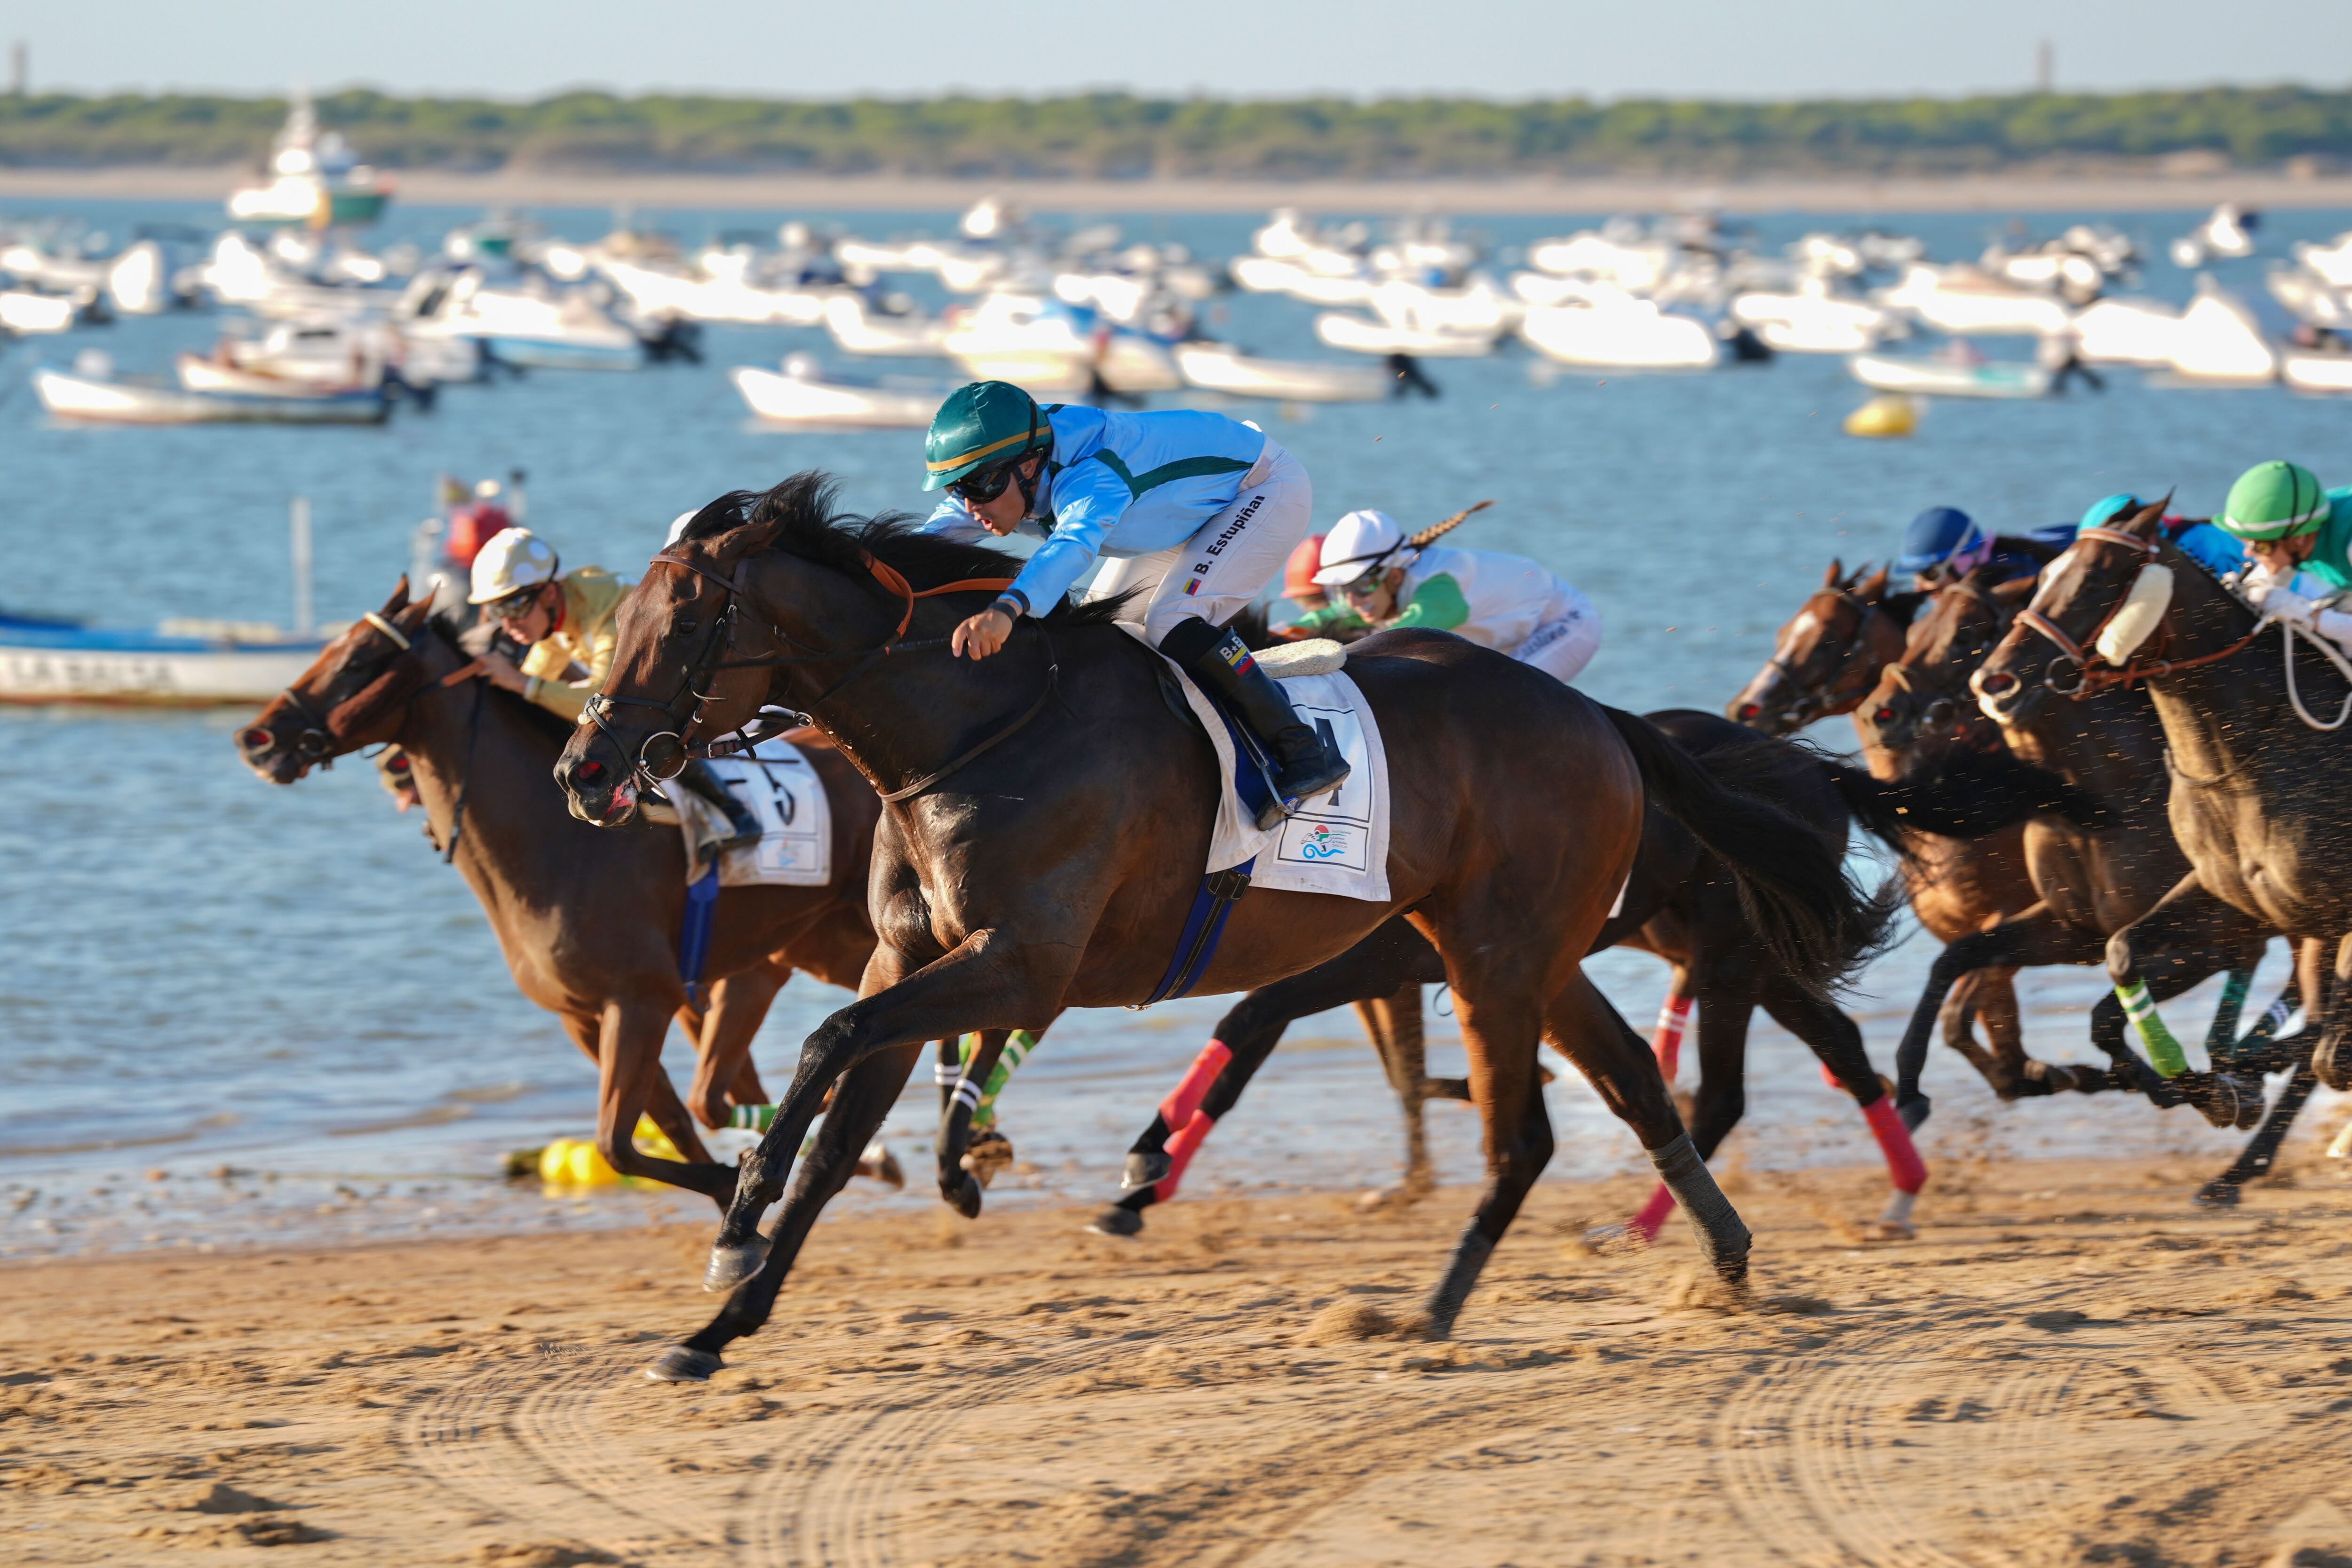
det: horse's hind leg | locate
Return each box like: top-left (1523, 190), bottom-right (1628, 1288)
top-left (1416, 979), bottom-right (1553, 1339)
top-left (1359, 981), bottom-right (1438, 1205)
top-left (592, 995), bottom-right (739, 1204)
top-left (1761, 980), bottom-right (1925, 1238)
top-left (687, 966), bottom-right (788, 1130)
top-left (1606, 949), bottom-right (1758, 1247)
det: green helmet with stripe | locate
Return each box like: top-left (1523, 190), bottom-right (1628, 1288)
top-left (2218, 460), bottom-right (2328, 542)
top-left (922, 381), bottom-right (1049, 493)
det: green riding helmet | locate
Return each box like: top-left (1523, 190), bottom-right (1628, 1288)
top-left (2218, 460), bottom-right (2329, 542)
top-left (922, 381), bottom-right (1050, 493)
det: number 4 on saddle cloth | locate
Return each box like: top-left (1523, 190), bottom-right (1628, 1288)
top-left (1138, 631), bottom-right (1394, 1005)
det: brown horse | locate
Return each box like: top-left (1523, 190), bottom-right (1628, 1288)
top-left (1730, 561), bottom-right (2042, 1097)
top-left (235, 578), bottom-right (882, 1202)
top-left (1859, 563), bottom-right (2275, 1132)
top-left (556, 476), bottom-right (1883, 1381)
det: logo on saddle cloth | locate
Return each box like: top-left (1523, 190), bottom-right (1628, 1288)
top-left (1296, 823), bottom-right (1352, 861)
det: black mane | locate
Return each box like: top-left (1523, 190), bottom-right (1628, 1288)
top-left (686, 472), bottom-right (1129, 627)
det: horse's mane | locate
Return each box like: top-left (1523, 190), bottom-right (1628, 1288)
top-left (1882, 589), bottom-right (1927, 627)
top-left (423, 606), bottom-right (578, 748)
top-left (682, 471), bottom-right (1129, 628)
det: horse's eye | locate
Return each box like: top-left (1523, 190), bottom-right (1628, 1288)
top-left (671, 614), bottom-right (698, 637)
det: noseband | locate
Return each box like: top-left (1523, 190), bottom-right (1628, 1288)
top-left (264, 610), bottom-right (420, 766)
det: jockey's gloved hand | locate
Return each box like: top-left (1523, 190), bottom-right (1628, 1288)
top-left (2259, 587), bottom-right (2317, 626)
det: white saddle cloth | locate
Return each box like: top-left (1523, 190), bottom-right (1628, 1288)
top-left (655, 739), bottom-right (833, 887)
top-left (1143, 633), bottom-right (1392, 904)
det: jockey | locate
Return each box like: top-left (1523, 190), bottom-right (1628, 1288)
top-left (2215, 460), bottom-right (2352, 651)
top-left (2079, 492), bottom-right (2248, 580)
top-left (468, 526), bottom-right (763, 851)
top-left (919, 380), bottom-right (1347, 829)
top-left (1291, 509), bottom-right (1602, 685)
top-left (1896, 505), bottom-right (2073, 589)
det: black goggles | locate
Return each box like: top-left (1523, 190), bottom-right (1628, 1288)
top-left (948, 458), bottom-right (1024, 505)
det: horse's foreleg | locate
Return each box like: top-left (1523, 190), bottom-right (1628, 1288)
top-left (592, 995), bottom-right (736, 1204)
top-left (2103, 875), bottom-right (2272, 1125)
top-left (2308, 933), bottom-right (2352, 1093)
top-left (1893, 905), bottom-right (2088, 1130)
top-left (687, 967), bottom-right (788, 1130)
top-left (2197, 1063), bottom-right (2317, 1209)
top-left (711, 934), bottom-right (1057, 1287)
top-left (651, 1040), bottom-right (922, 1383)
top-left (1763, 981), bottom-right (1924, 1237)
top-left (1419, 981), bottom-right (1553, 1340)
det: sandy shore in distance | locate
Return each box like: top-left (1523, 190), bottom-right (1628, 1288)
top-left (7, 165), bottom-right (2352, 215)
top-left (8, 1153), bottom-right (2352, 1566)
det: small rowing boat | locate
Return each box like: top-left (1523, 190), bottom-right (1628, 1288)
top-left (32, 365), bottom-right (392, 424)
top-left (0, 613), bottom-right (328, 705)
top-left (1171, 342), bottom-right (1390, 402)
top-left (1848, 353), bottom-right (2050, 399)
top-left (730, 356), bottom-right (939, 429)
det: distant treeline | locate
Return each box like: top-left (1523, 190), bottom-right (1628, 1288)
top-left (4, 87), bottom-right (2352, 176)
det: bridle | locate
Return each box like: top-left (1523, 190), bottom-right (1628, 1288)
top-left (2003, 526), bottom-right (2265, 700)
top-left (1877, 577), bottom-right (2013, 740)
top-left (266, 610), bottom-right (422, 765)
top-left (1760, 587), bottom-right (1887, 724)
top-left (582, 547), bottom-right (1057, 804)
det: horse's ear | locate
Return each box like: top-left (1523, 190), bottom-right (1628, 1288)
top-left (1857, 565), bottom-right (1890, 601)
top-left (1823, 558), bottom-right (1843, 587)
top-left (2129, 493), bottom-right (2172, 536)
top-left (382, 575), bottom-right (412, 615)
top-left (1994, 576), bottom-right (2037, 603)
top-left (395, 595), bottom-right (435, 633)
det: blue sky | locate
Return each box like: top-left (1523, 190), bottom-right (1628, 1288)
top-left (4, 0), bottom-right (2347, 100)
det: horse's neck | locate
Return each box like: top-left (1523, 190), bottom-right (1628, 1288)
top-left (2012, 682), bottom-right (2169, 806)
top-left (397, 681), bottom-right (581, 909)
top-left (2147, 564), bottom-right (2280, 783)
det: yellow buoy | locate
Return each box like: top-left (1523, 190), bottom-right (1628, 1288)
top-left (538, 1137), bottom-right (621, 1187)
top-left (632, 1113), bottom-right (683, 1162)
top-left (1843, 394), bottom-right (1918, 438)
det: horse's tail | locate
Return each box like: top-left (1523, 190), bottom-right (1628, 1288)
top-left (1820, 748), bottom-right (2108, 854)
top-left (1602, 705), bottom-right (1894, 996)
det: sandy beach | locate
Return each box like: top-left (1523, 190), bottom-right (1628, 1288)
top-left (7, 164), bottom-right (2352, 215)
top-left (8, 1152), bottom-right (2352, 1567)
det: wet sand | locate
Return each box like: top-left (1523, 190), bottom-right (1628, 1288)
top-left (7, 165), bottom-right (2352, 215)
top-left (8, 1152), bottom-right (2352, 1566)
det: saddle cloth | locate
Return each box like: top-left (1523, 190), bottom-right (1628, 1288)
top-left (1143, 632), bottom-right (1393, 904)
top-left (654, 739), bottom-right (832, 888)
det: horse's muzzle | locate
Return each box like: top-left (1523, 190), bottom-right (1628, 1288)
top-left (560, 755), bottom-right (640, 826)
top-left (235, 722), bottom-right (307, 786)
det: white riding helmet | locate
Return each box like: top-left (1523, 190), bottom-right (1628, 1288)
top-left (1313, 509), bottom-right (1406, 588)
top-left (467, 526), bottom-right (559, 605)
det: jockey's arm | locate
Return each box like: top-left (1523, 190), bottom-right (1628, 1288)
top-left (1386, 572), bottom-right (1471, 633)
top-left (2244, 562), bottom-right (2352, 654)
top-left (1285, 602), bottom-right (1370, 638)
top-left (1001, 458), bottom-right (1130, 618)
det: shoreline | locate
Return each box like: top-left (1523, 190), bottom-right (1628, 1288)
top-left (7, 165), bottom-right (2352, 215)
top-left (7, 1153), bottom-right (2349, 1566)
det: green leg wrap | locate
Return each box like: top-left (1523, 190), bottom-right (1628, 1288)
top-left (2202, 971), bottom-right (2253, 1063)
top-left (955, 1031), bottom-right (1040, 1132)
top-left (2117, 980), bottom-right (2188, 1077)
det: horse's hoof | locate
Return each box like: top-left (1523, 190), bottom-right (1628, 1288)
top-left (2193, 1178), bottom-right (2242, 1209)
top-left (1120, 1151), bottom-right (1170, 1192)
top-left (644, 1345), bottom-right (723, 1383)
top-left (1895, 1094), bottom-right (1931, 1134)
top-left (1089, 1204), bottom-right (1144, 1238)
top-left (1357, 1185), bottom-right (1405, 1212)
top-left (961, 1130), bottom-right (1015, 1187)
top-left (863, 1140), bottom-right (905, 1191)
top-left (703, 1239), bottom-right (768, 1292)
top-left (948, 1173), bottom-right (984, 1220)
top-left (1581, 1222), bottom-right (1643, 1254)
top-left (1863, 1220), bottom-right (1917, 1242)
top-left (2313, 1035), bottom-right (2352, 1093)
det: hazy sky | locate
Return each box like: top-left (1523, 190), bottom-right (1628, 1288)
top-left (5, 0), bottom-right (2348, 101)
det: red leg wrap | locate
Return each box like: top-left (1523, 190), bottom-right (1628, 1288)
top-left (1155, 1110), bottom-right (1217, 1201)
top-left (1862, 1095), bottom-right (1927, 1194)
top-left (1820, 1061), bottom-right (1844, 1091)
top-left (1627, 1181), bottom-right (1677, 1243)
top-left (1158, 1040), bottom-right (1234, 1133)
top-left (1652, 994), bottom-right (1692, 1082)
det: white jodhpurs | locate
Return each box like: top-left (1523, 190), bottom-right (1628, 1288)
top-left (1084, 439), bottom-right (1314, 644)
top-left (1510, 589), bottom-right (1602, 685)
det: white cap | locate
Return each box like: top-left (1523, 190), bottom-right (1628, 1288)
top-left (474, 478), bottom-right (503, 500)
top-left (1313, 509), bottom-right (1406, 587)
top-left (664, 509), bottom-right (699, 547)
top-left (467, 527), bottom-right (559, 605)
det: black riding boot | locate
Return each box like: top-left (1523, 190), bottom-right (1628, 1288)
top-left (677, 759), bottom-right (764, 852)
top-left (1161, 617), bottom-right (1350, 830)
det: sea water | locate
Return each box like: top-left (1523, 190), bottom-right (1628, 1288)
top-left (3, 200), bottom-right (2346, 1257)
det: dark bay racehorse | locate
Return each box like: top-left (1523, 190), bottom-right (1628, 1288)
top-left (1865, 561), bottom-right (2277, 1133)
top-left (1095, 710), bottom-right (2093, 1244)
top-left (1730, 563), bottom-right (2042, 1092)
top-left (237, 579), bottom-right (883, 1200)
top-left (1975, 503), bottom-right (2349, 1197)
top-left (558, 476), bottom-right (1883, 1381)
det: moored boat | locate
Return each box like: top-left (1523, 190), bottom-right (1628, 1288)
top-left (1171, 342), bottom-right (1390, 402)
top-left (227, 91), bottom-right (391, 228)
top-left (0, 614), bottom-right (328, 705)
top-left (2283, 351), bottom-right (2352, 395)
top-left (1518, 295), bottom-right (1718, 369)
top-left (1847, 352), bottom-right (2050, 399)
top-left (730, 356), bottom-right (939, 429)
top-left (33, 365), bottom-right (390, 424)
top-left (1315, 312), bottom-right (1496, 358)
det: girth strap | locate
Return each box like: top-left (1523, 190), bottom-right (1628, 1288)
top-left (1137, 860), bottom-right (1256, 1008)
top-left (678, 865), bottom-right (721, 1007)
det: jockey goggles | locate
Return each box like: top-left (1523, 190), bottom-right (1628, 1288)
top-left (947, 457), bottom-right (1026, 505)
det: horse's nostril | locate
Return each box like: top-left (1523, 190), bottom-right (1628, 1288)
top-left (1873, 708), bottom-right (1895, 725)
top-left (1980, 671), bottom-right (2018, 696)
top-left (1735, 703), bottom-right (1760, 721)
top-left (238, 727), bottom-right (273, 753)
top-left (576, 759), bottom-right (606, 785)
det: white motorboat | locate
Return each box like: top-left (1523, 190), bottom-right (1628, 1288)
top-left (33, 364), bottom-right (390, 424)
top-left (0, 612), bottom-right (329, 706)
top-left (2163, 279), bottom-right (2279, 383)
top-left (2169, 203), bottom-right (2258, 270)
top-left (1876, 264), bottom-right (2071, 337)
top-left (1518, 294), bottom-right (1717, 369)
top-left (0, 289), bottom-right (77, 334)
top-left (598, 254), bottom-right (832, 326)
top-left (730, 355), bottom-right (939, 429)
top-left (1315, 312), bottom-right (1496, 358)
top-left (2284, 352), bottom-right (2352, 395)
top-left (823, 294), bottom-right (951, 357)
top-left (401, 271), bottom-right (642, 370)
top-left (1729, 287), bottom-right (1902, 354)
top-left (1367, 275), bottom-right (1520, 337)
top-left (2267, 266), bottom-right (2352, 332)
top-left (2070, 297), bottom-right (2187, 366)
top-left (1848, 353), bottom-right (2050, 399)
top-left (1228, 254), bottom-right (1377, 306)
top-left (175, 353), bottom-right (376, 398)
top-left (1525, 231), bottom-right (1675, 294)
top-left (941, 294), bottom-right (1181, 394)
top-left (2291, 231), bottom-right (2352, 289)
top-left (222, 315), bottom-right (480, 387)
top-left (1171, 342), bottom-right (1390, 402)
top-left (228, 91), bottom-right (391, 227)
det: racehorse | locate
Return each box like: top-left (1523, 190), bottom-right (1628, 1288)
top-left (1862, 562), bottom-right (2278, 1134)
top-left (1092, 710), bottom-right (2093, 1244)
top-left (557, 475), bottom-right (1883, 1381)
top-left (1974, 501), bottom-right (2349, 1199)
top-left (236, 579), bottom-right (884, 1202)
top-left (1730, 562), bottom-right (2042, 1097)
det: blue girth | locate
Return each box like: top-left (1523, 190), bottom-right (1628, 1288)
top-left (1137, 676), bottom-right (1271, 1007)
top-left (679, 865), bottom-right (721, 1008)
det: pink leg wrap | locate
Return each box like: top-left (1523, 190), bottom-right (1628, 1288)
top-left (1627, 1181), bottom-right (1678, 1243)
top-left (1155, 1111), bottom-right (1217, 1201)
top-left (1820, 1061), bottom-right (1844, 1091)
top-left (1652, 994), bottom-right (1692, 1082)
top-left (1862, 1096), bottom-right (1927, 1194)
top-left (1158, 1040), bottom-right (1234, 1133)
